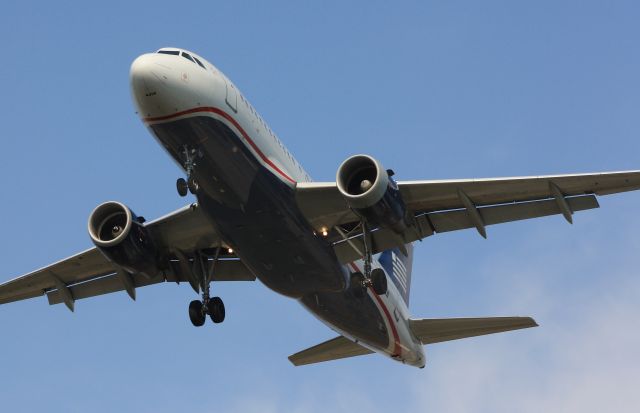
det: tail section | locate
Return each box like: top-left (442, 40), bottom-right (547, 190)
top-left (378, 243), bottom-right (414, 304)
top-left (409, 316), bottom-right (538, 345)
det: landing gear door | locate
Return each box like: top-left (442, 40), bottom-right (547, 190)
top-left (225, 78), bottom-right (238, 113)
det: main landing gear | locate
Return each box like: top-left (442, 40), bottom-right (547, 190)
top-left (176, 146), bottom-right (199, 197)
top-left (189, 297), bottom-right (225, 326)
top-left (187, 248), bottom-right (226, 327)
top-left (350, 222), bottom-right (388, 298)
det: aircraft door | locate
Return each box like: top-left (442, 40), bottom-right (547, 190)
top-left (225, 79), bottom-right (238, 113)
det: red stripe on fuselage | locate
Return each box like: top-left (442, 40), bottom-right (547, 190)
top-left (143, 107), bottom-right (297, 185)
top-left (349, 262), bottom-right (402, 357)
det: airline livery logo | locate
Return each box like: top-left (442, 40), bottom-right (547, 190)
top-left (378, 246), bottom-right (413, 305)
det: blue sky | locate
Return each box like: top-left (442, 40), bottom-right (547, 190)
top-left (1, 1), bottom-right (639, 412)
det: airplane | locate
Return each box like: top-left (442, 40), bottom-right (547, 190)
top-left (1, 47), bottom-right (639, 368)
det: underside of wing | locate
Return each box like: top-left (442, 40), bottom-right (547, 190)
top-left (398, 170), bottom-right (640, 212)
top-left (296, 170), bottom-right (640, 265)
top-left (0, 248), bottom-right (114, 306)
top-left (288, 335), bottom-right (374, 366)
top-left (331, 194), bottom-right (599, 263)
top-left (0, 203), bottom-right (255, 311)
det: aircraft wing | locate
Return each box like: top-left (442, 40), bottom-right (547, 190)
top-left (0, 203), bottom-right (254, 311)
top-left (296, 171), bottom-right (640, 264)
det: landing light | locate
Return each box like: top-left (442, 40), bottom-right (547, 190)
top-left (321, 227), bottom-right (328, 237)
top-left (227, 248), bottom-right (233, 254)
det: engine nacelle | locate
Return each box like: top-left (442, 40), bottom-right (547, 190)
top-left (336, 154), bottom-right (408, 233)
top-left (88, 201), bottom-right (159, 277)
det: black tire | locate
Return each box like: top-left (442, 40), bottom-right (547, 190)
top-left (350, 272), bottom-right (366, 298)
top-left (209, 296), bottom-right (225, 324)
top-left (177, 178), bottom-right (188, 197)
top-left (189, 300), bottom-right (205, 327)
top-left (187, 175), bottom-right (198, 194)
top-left (371, 268), bottom-right (387, 295)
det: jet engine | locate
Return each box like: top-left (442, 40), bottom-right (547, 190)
top-left (88, 201), bottom-right (160, 277)
top-left (336, 154), bottom-right (408, 233)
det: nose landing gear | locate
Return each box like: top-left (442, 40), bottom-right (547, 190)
top-left (177, 178), bottom-right (189, 197)
top-left (176, 146), bottom-right (200, 197)
top-left (176, 176), bottom-right (199, 197)
top-left (186, 248), bottom-right (226, 327)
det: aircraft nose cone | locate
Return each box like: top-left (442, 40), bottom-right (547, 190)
top-left (130, 54), bottom-right (176, 119)
top-left (131, 50), bottom-right (213, 121)
top-left (131, 55), bottom-right (161, 95)
top-left (130, 52), bottom-right (205, 120)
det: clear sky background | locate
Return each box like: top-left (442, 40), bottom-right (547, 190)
top-left (1, 1), bottom-right (639, 412)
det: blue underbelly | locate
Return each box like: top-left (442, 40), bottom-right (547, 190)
top-left (150, 114), bottom-right (389, 348)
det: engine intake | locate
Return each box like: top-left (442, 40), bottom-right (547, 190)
top-left (88, 201), bottom-right (159, 277)
top-left (336, 154), bottom-right (408, 233)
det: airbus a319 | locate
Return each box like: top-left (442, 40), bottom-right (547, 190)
top-left (2, 48), bottom-right (638, 367)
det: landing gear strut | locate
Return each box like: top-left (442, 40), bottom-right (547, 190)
top-left (177, 146), bottom-right (199, 197)
top-left (187, 248), bottom-right (226, 327)
top-left (351, 221), bottom-right (388, 296)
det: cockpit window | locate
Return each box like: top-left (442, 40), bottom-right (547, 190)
top-left (157, 50), bottom-right (206, 70)
top-left (181, 52), bottom-right (195, 63)
top-left (193, 56), bottom-right (206, 69)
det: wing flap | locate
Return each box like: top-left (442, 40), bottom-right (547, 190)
top-left (409, 316), bottom-right (538, 345)
top-left (288, 336), bottom-right (373, 366)
top-left (430, 194), bottom-right (598, 233)
top-left (47, 272), bottom-right (163, 304)
top-left (0, 290), bottom-right (45, 305)
top-left (46, 259), bottom-right (254, 306)
top-left (333, 194), bottom-right (598, 264)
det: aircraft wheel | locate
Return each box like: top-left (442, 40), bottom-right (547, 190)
top-left (208, 296), bottom-right (225, 324)
top-left (177, 178), bottom-right (188, 197)
top-left (188, 175), bottom-right (198, 194)
top-left (189, 300), bottom-right (206, 327)
top-left (371, 268), bottom-right (387, 295)
top-left (350, 272), bottom-right (366, 298)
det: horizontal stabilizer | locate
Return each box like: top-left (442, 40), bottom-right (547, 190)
top-left (409, 316), bottom-right (538, 344)
top-left (289, 336), bottom-right (373, 366)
